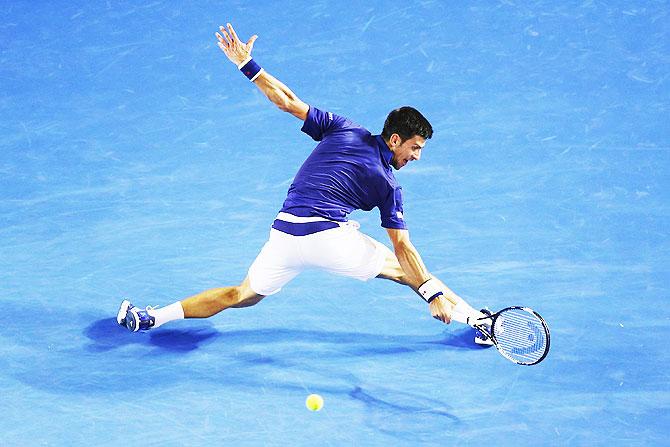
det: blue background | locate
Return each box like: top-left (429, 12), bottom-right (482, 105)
top-left (1, 1), bottom-right (668, 445)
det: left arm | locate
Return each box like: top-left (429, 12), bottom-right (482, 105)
top-left (252, 71), bottom-right (309, 120)
top-left (215, 23), bottom-right (309, 120)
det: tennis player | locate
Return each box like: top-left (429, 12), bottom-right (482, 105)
top-left (117, 23), bottom-right (491, 345)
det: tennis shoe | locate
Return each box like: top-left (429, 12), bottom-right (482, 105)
top-left (118, 300), bottom-right (156, 332)
top-left (474, 308), bottom-right (494, 346)
top-left (116, 299), bottom-right (132, 326)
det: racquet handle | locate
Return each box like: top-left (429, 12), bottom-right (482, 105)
top-left (450, 309), bottom-right (478, 326)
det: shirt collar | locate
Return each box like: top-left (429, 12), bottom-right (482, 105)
top-left (375, 135), bottom-right (393, 168)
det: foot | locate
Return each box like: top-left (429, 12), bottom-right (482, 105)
top-left (118, 300), bottom-right (156, 332)
top-left (474, 308), bottom-right (494, 346)
top-left (117, 299), bottom-right (131, 326)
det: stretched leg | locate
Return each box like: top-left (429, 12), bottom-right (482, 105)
top-left (181, 276), bottom-right (265, 318)
top-left (119, 229), bottom-right (295, 331)
top-left (119, 276), bottom-right (266, 331)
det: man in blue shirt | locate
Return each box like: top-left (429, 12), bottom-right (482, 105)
top-left (117, 23), bottom-right (489, 343)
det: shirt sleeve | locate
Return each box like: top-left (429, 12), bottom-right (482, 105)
top-left (300, 106), bottom-right (348, 141)
top-left (379, 186), bottom-right (407, 229)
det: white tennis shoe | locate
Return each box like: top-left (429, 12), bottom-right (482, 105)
top-left (474, 308), bottom-right (494, 346)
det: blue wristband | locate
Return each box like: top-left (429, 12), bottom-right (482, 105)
top-left (239, 58), bottom-right (263, 81)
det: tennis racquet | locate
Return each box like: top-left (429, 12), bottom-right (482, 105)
top-left (468, 306), bottom-right (550, 366)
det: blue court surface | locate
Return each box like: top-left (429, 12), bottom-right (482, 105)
top-left (2, 1), bottom-right (669, 445)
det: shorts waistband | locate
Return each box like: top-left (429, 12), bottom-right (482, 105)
top-left (272, 212), bottom-right (360, 236)
top-left (275, 212), bottom-right (339, 224)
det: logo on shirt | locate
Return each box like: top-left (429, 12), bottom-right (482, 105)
top-left (328, 112), bottom-right (333, 121)
top-left (396, 211), bottom-right (404, 220)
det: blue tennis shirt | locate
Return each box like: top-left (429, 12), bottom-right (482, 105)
top-left (275, 106), bottom-right (407, 235)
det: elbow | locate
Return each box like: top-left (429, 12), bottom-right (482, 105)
top-left (277, 92), bottom-right (300, 113)
top-left (277, 100), bottom-right (294, 113)
top-left (266, 87), bottom-right (295, 113)
top-left (277, 97), bottom-right (308, 120)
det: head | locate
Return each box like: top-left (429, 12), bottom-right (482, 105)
top-left (381, 106), bottom-right (433, 170)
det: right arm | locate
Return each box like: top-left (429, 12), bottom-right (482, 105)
top-left (216, 23), bottom-right (309, 120)
top-left (386, 228), bottom-right (460, 323)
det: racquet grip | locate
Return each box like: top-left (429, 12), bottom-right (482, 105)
top-left (449, 309), bottom-right (472, 326)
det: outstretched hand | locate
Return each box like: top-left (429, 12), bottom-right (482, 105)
top-left (216, 23), bottom-right (258, 65)
top-left (429, 295), bottom-right (456, 324)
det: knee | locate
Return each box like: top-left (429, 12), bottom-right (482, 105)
top-left (209, 286), bottom-right (243, 306)
top-left (378, 267), bottom-right (410, 286)
top-left (230, 280), bottom-right (264, 308)
top-left (230, 285), bottom-right (244, 304)
top-left (232, 295), bottom-right (263, 308)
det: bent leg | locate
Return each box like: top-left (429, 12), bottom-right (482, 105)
top-left (376, 248), bottom-right (417, 288)
top-left (181, 276), bottom-right (265, 318)
top-left (179, 228), bottom-right (303, 319)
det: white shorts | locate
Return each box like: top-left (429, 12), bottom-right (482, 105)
top-left (247, 223), bottom-right (392, 296)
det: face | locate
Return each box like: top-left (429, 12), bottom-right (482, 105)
top-left (388, 134), bottom-right (426, 170)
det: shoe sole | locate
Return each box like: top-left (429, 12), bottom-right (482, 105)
top-left (474, 338), bottom-right (494, 346)
top-left (117, 300), bottom-right (131, 325)
top-left (125, 308), bottom-right (141, 332)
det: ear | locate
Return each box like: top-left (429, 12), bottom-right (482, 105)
top-left (390, 133), bottom-right (403, 148)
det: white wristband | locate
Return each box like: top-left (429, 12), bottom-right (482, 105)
top-left (418, 278), bottom-right (443, 303)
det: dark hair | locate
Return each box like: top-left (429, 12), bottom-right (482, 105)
top-left (381, 106), bottom-right (433, 141)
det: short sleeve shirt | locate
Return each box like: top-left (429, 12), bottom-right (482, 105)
top-left (279, 106), bottom-right (407, 229)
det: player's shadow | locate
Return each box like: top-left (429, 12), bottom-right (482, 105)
top-left (84, 317), bottom-right (485, 357)
top-left (84, 318), bottom-right (221, 353)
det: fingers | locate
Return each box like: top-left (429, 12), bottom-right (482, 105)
top-left (216, 23), bottom-right (256, 48)
top-left (217, 25), bottom-right (232, 45)
top-left (217, 23), bottom-right (240, 47)
top-left (215, 29), bottom-right (230, 55)
top-left (432, 312), bottom-right (451, 324)
top-left (227, 23), bottom-right (240, 43)
top-left (215, 32), bottom-right (226, 51)
top-left (430, 298), bottom-right (453, 324)
top-left (215, 23), bottom-right (258, 63)
top-left (247, 34), bottom-right (258, 52)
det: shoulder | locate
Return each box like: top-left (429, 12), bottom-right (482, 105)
top-left (303, 106), bottom-right (369, 135)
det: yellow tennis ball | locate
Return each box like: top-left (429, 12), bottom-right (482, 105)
top-left (305, 394), bottom-right (324, 411)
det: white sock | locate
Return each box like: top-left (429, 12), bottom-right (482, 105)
top-left (149, 302), bottom-right (185, 328)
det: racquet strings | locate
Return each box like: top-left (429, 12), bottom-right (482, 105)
top-left (493, 308), bottom-right (548, 364)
